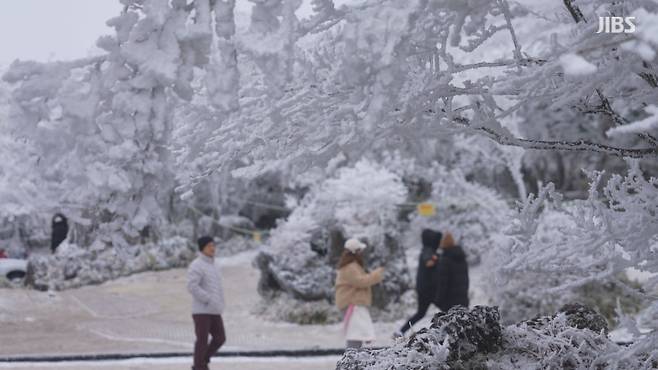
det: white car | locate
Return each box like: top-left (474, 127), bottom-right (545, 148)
top-left (0, 258), bottom-right (28, 281)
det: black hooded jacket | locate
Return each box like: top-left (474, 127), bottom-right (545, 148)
top-left (51, 213), bottom-right (68, 253)
top-left (415, 229), bottom-right (442, 302)
top-left (435, 245), bottom-right (469, 311)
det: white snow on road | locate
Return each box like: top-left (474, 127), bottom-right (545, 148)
top-left (0, 355), bottom-right (341, 370)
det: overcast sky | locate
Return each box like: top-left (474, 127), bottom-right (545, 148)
top-left (0, 0), bottom-right (121, 66)
top-left (0, 0), bottom-right (326, 68)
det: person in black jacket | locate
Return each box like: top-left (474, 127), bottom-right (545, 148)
top-left (435, 232), bottom-right (469, 312)
top-left (396, 229), bottom-right (443, 336)
top-left (51, 213), bottom-right (68, 253)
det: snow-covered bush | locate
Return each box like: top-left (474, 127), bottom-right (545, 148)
top-left (0, 212), bottom-right (57, 258)
top-left (252, 294), bottom-right (343, 325)
top-left (256, 159), bottom-right (411, 317)
top-left (27, 237), bottom-right (195, 291)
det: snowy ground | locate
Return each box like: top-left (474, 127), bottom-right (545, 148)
top-left (0, 250), bottom-right (388, 368)
top-left (0, 247), bottom-right (490, 369)
top-left (0, 356), bottom-right (341, 370)
top-left (0, 250), bottom-right (352, 355)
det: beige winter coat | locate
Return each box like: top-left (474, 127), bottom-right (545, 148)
top-left (335, 262), bottom-right (384, 310)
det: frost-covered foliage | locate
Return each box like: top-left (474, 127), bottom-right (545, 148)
top-left (27, 237), bottom-right (195, 291)
top-left (1, 0), bottom-right (240, 250)
top-left (256, 159), bottom-right (411, 310)
top-left (482, 162), bottom-right (658, 356)
top-left (496, 163), bottom-right (657, 309)
top-left (0, 8), bottom-right (656, 366)
top-left (174, 0), bottom-right (523, 193)
top-left (171, 0), bottom-right (348, 194)
top-left (494, 304), bottom-right (656, 370)
top-left (337, 304), bottom-right (658, 370)
top-left (177, 0), bottom-right (658, 196)
top-left (511, 0), bottom-right (658, 192)
top-left (608, 105), bottom-right (658, 138)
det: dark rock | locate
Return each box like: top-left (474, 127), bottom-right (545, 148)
top-left (335, 304), bottom-right (648, 370)
top-left (522, 302), bottom-right (608, 334)
top-left (559, 302), bottom-right (609, 334)
top-left (336, 306), bottom-right (502, 370)
top-left (427, 306), bottom-right (503, 362)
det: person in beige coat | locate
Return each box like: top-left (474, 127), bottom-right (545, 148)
top-left (335, 238), bottom-right (385, 349)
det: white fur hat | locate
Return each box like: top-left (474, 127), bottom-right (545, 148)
top-left (344, 238), bottom-right (366, 253)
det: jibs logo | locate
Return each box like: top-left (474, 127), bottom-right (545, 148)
top-left (596, 16), bottom-right (636, 34)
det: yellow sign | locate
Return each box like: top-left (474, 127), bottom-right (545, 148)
top-left (417, 203), bottom-right (436, 217)
top-left (253, 232), bottom-right (262, 243)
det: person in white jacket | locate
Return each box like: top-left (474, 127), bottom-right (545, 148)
top-left (187, 236), bottom-right (226, 370)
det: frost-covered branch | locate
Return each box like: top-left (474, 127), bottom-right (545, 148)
top-left (477, 126), bottom-right (658, 158)
top-left (563, 0), bottom-right (586, 23)
top-left (607, 105), bottom-right (658, 140)
top-left (497, 0), bottom-right (523, 64)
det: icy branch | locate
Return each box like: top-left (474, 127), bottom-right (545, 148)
top-left (477, 126), bottom-right (658, 158)
top-left (563, 0), bottom-right (586, 23)
top-left (607, 105), bottom-right (658, 139)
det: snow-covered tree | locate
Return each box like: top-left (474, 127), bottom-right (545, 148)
top-left (2, 0), bottom-right (241, 249)
top-left (174, 0), bottom-right (657, 201)
top-left (1, 3), bottom-right (656, 359)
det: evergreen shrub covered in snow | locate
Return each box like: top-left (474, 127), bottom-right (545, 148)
top-left (256, 159), bottom-right (412, 317)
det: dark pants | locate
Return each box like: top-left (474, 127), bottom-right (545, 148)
top-left (193, 314), bottom-right (226, 370)
top-left (400, 294), bottom-right (433, 333)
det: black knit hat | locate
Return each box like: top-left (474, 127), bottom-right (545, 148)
top-left (421, 229), bottom-right (442, 249)
top-left (197, 236), bottom-right (214, 251)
